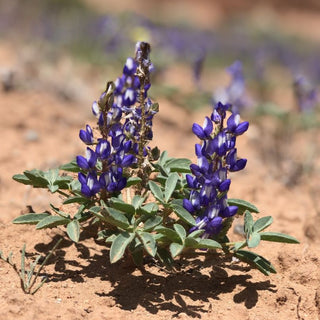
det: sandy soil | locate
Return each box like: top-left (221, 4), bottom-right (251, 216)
top-left (1, 7), bottom-right (320, 320)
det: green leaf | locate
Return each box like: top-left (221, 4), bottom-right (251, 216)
top-left (130, 246), bottom-right (144, 266)
top-left (139, 203), bottom-right (159, 215)
top-left (156, 247), bottom-right (174, 268)
top-left (234, 250), bottom-right (277, 276)
top-left (36, 216), bottom-right (69, 229)
top-left (169, 242), bottom-right (184, 258)
top-left (253, 216), bottom-right (273, 233)
top-left (69, 179), bottom-right (81, 192)
top-left (244, 210), bottom-right (254, 238)
top-left (110, 198), bottom-right (135, 215)
top-left (173, 224), bottom-right (186, 243)
top-left (227, 198), bottom-right (259, 214)
top-left (164, 173), bottom-right (179, 203)
top-left (187, 229), bottom-right (205, 238)
top-left (90, 207), bottom-right (130, 230)
top-left (13, 170), bottom-right (47, 188)
top-left (110, 232), bottom-right (135, 263)
top-left (63, 196), bottom-right (90, 205)
top-left (126, 177), bottom-right (142, 187)
top-left (43, 169), bottom-right (59, 184)
top-left (66, 220), bottom-right (80, 242)
top-left (143, 216), bottom-right (163, 231)
top-left (154, 226), bottom-right (180, 242)
top-left (131, 195), bottom-right (146, 210)
top-left (259, 232), bottom-right (300, 244)
top-left (149, 181), bottom-right (164, 202)
top-left (12, 213), bottom-right (51, 225)
top-left (170, 204), bottom-right (196, 226)
top-left (139, 232), bottom-right (157, 257)
top-left (233, 241), bottom-right (246, 251)
top-left (48, 185), bottom-right (59, 193)
top-left (184, 237), bottom-right (199, 247)
top-left (247, 232), bottom-right (261, 248)
top-left (196, 238), bottom-right (222, 249)
top-left (165, 158), bottom-right (191, 173)
top-left (50, 204), bottom-right (70, 218)
top-left (59, 160), bottom-right (81, 172)
top-left (158, 151), bottom-right (169, 166)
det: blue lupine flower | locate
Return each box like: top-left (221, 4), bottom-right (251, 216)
top-left (184, 101), bottom-right (249, 238)
top-left (78, 172), bottom-right (100, 197)
top-left (76, 42), bottom-right (156, 198)
top-left (76, 147), bottom-right (97, 170)
top-left (79, 125), bottom-right (94, 145)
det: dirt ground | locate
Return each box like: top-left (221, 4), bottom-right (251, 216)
top-left (1, 2), bottom-right (320, 320)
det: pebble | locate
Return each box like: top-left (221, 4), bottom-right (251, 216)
top-left (25, 129), bottom-right (39, 142)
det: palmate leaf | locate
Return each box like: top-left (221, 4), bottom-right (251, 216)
top-left (13, 170), bottom-right (47, 188)
top-left (259, 232), bottom-right (299, 244)
top-left (110, 232), bottom-right (135, 263)
top-left (227, 198), bottom-right (259, 215)
top-left (234, 250), bottom-right (277, 276)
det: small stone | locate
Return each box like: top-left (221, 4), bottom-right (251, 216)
top-left (25, 129), bottom-right (39, 142)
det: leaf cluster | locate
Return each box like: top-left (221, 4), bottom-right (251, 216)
top-left (11, 152), bottom-right (299, 278)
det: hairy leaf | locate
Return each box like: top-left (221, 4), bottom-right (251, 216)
top-left (139, 232), bottom-right (157, 257)
top-left (143, 216), bottom-right (163, 231)
top-left (234, 250), bottom-right (277, 276)
top-left (110, 232), bottom-right (135, 263)
top-left (13, 213), bottom-right (51, 225)
top-left (36, 216), bottom-right (69, 229)
top-left (259, 232), bottom-right (299, 244)
top-left (196, 239), bottom-right (222, 249)
top-left (247, 231), bottom-right (261, 248)
top-left (154, 226), bottom-right (180, 242)
top-left (170, 204), bottom-right (196, 226)
top-left (227, 198), bottom-right (259, 214)
top-left (169, 242), bottom-right (184, 258)
top-left (164, 173), bottom-right (179, 203)
top-left (149, 181), bottom-right (164, 202)
top-left (253, 216), bottom-right (273, 233)
top-left (173, 224), bottom-right (186, 243)
top-left (66, 220), bottom-right (80, 242)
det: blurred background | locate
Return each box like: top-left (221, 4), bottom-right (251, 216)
top-left (0, 0), bottom-right (319, 189)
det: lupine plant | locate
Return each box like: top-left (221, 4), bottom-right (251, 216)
top-left (12, 42), bottom-right (298, 279)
